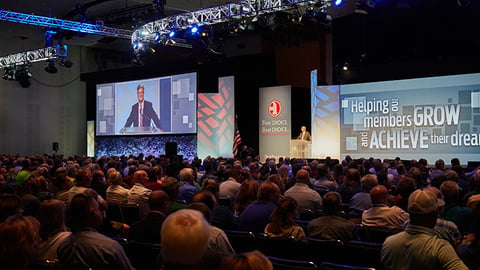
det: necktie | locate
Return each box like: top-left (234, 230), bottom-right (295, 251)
top-left (139, 105), bottom-right (143, 127)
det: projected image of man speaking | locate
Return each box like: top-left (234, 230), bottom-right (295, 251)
top-left (123, 84), bottom-right (162, 132)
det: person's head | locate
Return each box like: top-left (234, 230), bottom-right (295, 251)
top-left (408, 189), bottom-right (439, 228)
top-left (91, 169), bottom-right (105, 184)
top-left (137, 84), bottom-right (145, 103)
top-left (218, 250), bottom-right (273, 270)
top-left (257, 181), bottom-right (281, 203)
top-left (161, 177), bottom-right (182, 200)
top-left (360, 174), bottom-right (378, 193)
top-left (133, 169), bottom-right (149, 186)
top-left (301, 126), bottom-right (306, 132)
top-left (370, 185), bottom-right (389, 205)
top-left (179, 168), bottom-right (194, 184)
top-left (295, 169), bottom-right (310, 184)
top-left (35, 199), bottom-right (67, 240)
top-left (0, 194), bottom-right (23, 222)
top-left (269, 196), bottom-right (297, 229)
top-left (434, 159), bottom-right (445, 170)
top-left (345, 168), bottom-right (361, 184)
top-left (161, 209), bottom-right (210, 266)
top-left (187, 202), bottom-right (212, 222)
top-left (149, 190), bottom-right (169, 213)
top-left (74, 168), bottom-right (92, 188)
top-left (396, 176), bottom-right (417, 198)
top-left (440, 180), bottom-right (460, 205)
top-left (322, 191), bottom-right (342, 215)
top-left (0, 215), bottom-right (40, 270)
top-left (108, 170), bottom-right (123, 185)
top-left (67, 189), bottom-right (103, 231)
top-left (192, 191), bottom-right (217, 219)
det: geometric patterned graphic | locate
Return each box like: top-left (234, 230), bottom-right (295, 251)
top-left (197, 76), bottom-right (235, 159)
top-left (311, 69), bottom-right (341, 159)
top-left (87, 120), bottom-right (95, 157)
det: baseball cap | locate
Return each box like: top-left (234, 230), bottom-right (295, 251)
top-left (408, 189), bottom-right (438, 214)
top-left (16, 170), bottom-right (32, 185)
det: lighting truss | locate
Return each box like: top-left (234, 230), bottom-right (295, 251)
top-left (132, 0), bottom-right (332, 46)
top-left (0, 45), bottom-right (63, 69)
top-left (0, 10), bottom-right (132, 39)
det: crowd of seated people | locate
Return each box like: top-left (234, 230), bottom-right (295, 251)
top-left (0, 153), bottom-right (479, 269)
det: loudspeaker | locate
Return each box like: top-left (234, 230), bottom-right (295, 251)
top-left (165, 142), bottom-right (177, 157)
top-left (52, 142), bottom-right (59, 152)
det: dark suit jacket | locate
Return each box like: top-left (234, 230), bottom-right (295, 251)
top-left (129, 211), bottom-right (166, 243)
top-left (297, 131), bottom-right (312, 141)
top-left (124, 100), bottom-right (162, 129)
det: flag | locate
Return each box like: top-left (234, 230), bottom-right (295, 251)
top-left (233, 116), bottom-right (242, 157)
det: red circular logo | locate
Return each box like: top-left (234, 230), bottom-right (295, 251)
top-left (269, 100), bottom-right (281, 118)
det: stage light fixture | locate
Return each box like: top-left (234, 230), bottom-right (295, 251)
top-left (342, 62), bottom-right (350, 71)
top-left (334, 0), bottom-right (343, 6)
top-left (45, 61), bottom-right (57, 74)
top-left (59, 58), bottom-right (73, 68)
top-left (153, 32), bottom-right (162, 42)
top-left (190, 25), bottom-right (199, 34)
top-left (168, 30), bottom-right (176, 38)
top-left (15, 67), bottom-right (32, 88)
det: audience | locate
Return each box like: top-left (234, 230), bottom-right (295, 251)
top-left (129, 189), bottom-right (169, 243)
top-left (349, 174), bottom-right (378, 218)
top-left (218, 250), bottom-right (273, 270)
top-left (308, 191), bottom-right (357, 241)
top-left (160, 209), bottom-right (222, 270)
top-left (239, 181), bottom-right (281, 234)
top-left (264, 196), bottom-right (307, 241)
top-left (58, 190), bottom-right (135, 269)
top-left (105, 170), bottom-right (129, 205)
top-left (161, 176), bottom-right (186, 214)
top-left (440, 180), bottom-right (472, 233)
top-left (127, 169), bottom-right (153, 216)
top-left (35, 199), bottom-right (71, 262)
top-left (284, 169), bottom-right (322, 218)
top-left (178, 167), bottom-right (199, 204)
top-left (362, 185), bottom-right (409, 231)
top-left (381, 189), bottom-right (468, 270)
top-left (0, 215), bottom-right (40, 270)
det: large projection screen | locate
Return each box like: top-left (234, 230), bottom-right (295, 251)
top-left (340, 73), bottom-right (480, 165)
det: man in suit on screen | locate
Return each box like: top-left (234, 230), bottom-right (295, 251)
top-left (123, 84), bottom-right (162, 131)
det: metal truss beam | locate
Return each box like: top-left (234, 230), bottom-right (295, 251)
top-left (0, 45), bottom-right (62, 69)
top-left (133, 0), bottom-right (331, 45)
top-left (0, 10), bottom-right (132, 39)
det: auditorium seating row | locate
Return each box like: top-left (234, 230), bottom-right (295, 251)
top-left (225, 230), bottom-right (383, 270)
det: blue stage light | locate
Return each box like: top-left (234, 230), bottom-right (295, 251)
top-left (168, 30), bottom-right (176, 38)
top-left (334, 0), bottom-right (343, 6)
top-left (153, 32), bottom-right (161, 42)
top-left (191, 25), bottom-right (199, 34)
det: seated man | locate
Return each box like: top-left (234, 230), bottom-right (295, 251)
top-left (381, 189), bottom-right (468, 270)
top-left (307, 192), bottom-right (357, 241)
top-left (58, 189), bottom-right (134, 270)
top-left (160, 209), bottom-right (222, 270)
top-left (362, 185), bottom-right (409, 231)
top-left (130, 190), bottom-right (169, 243)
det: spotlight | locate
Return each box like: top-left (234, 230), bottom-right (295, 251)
top-left (334, 0), bottom-right (343, 6)
top-left (153, 32), bottom-right (162, 42)
top-left (45, 61), bottom-right (57, 74)
top-left (15, 67), bottom-right (32, 88)
top-left (132, 41), bottom-right (144, 50)
top-left (168, 30), bottom-right (176, 38)
top-left (190, 25), bottom-right (199, 34)
top-left (341, 62), bottom-right (350, 71)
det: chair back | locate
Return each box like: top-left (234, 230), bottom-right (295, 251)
top-left (268, 256), bottom-right (318, 270)
top-left (256, 233), bottom-right (301, 259)
top-left (321, 261), bottom-right (376, 270)
top-left (125, 240), bottom-right (162, 270)
top-left (106, 203), bottom-right (124, 223)
top-left (343, 241), bottom-right (382, 269)
top-left (304, 238), bottom-right (345, 265)
top-left (224, 230), bottom-right (256, 253)
top-left (121, 203), bottom-right (143, 225)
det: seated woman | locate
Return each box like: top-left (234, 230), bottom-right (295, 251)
top-left (264, 196), bottom-right (306, 241)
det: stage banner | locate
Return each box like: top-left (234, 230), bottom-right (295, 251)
top-left (259, 85), bottom-right (292, 160)
top-left (197, 76), bottom-right (235, 159)
top-left (340, 73), bottom-right (480, 164)
top-left (87, 120), bottom-right (95, 157)
top-left (311, 69), bottom-right (341, 159)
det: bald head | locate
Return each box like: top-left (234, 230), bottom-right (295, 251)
top-left (149, 190), bottom-right (169, 212)
top-left (370, 185), bottom-right (389, 204)
top-left (295, 169), bottom-right (310, 184)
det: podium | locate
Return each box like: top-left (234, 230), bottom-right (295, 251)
top-left (290, 139), bottom-right (311, 158)
top-left (119, 126), bottom-right (158, 134)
